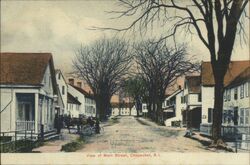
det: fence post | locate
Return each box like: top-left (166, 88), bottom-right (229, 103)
top-left (31, 129), bottom-right (33, 140)
top-left (14, 131), bottom-right (17, 152)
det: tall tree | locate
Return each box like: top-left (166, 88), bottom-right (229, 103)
top-left (102, 0), bottom-right (249, 147)
top-left (122, 76), bottom-right (147, 116)
top-left (134, 39), bottom-right (197, 124)
top-left (73, 38), bottom-right (131, 121)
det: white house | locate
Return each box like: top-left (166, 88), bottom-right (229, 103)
top-left (163, 88), bottom-right (184, 127)
top-left (0, 53), bottom-right (58, 138)
top-left (182, 75), bottom-right (202, 129)
top-left (223, 67), bottom-right (250, 126)
top-left (55, 69), bottom-right (68, 116)
top-left (68, 84), bottom-right (96, 117)
top-left (67, 92), bottom-right (81, 118)
top-left (111, 102), bottom-right (137, 116)
top-left (200, 61), bottom-right (250, 136)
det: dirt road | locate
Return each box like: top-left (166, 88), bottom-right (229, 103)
top-left (77, 116), bottom-right (213, 153)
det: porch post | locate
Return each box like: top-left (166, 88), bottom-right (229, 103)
top-left (35, 93), bottom-right (39, 133)
top-left (11, 90), bottom-right (16, 131)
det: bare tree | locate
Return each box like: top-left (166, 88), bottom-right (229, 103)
top-left (73, 38), bottom-right (131, 120)
top-left (122, 75), bottom-right (148, 117)
top-left (101, 0), bottom-right (249, 147)
top-left (134, 39), bottom-right (198, 124)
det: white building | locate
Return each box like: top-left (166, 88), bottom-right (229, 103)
top-left (55, 69), bottom-right (68, 115)
top-left (200, 61), bottom-right (250, 136)
top-left (67, 92), bottom-right (81, 118)
top-left (163, 88), bottom-right (184, 127)
top-left (68, 84), bottom-right (96, 117)
top-left (0, 53), bottom-right (58, 138)
top-left (111, 103), bottom-right (137, 116)
top-left (182, 75), bottom-right (202, 129)
top-left (223, 67), bottom-right (250, 126)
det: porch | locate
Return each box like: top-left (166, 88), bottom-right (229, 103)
top-left (15, 93), bottom-right (55, 134)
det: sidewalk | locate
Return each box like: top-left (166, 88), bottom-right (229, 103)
top-left (32, 129), bottom-right (79, 153)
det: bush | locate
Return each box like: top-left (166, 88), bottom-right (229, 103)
top-left (0, 139), bottom-right (43, 153)
top-left (61, 138), bottom-right (85, 152)
top-left (171, 120), bottom-right (182, 127)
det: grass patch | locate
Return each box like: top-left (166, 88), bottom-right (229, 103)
top-left (61, 137), bottom-right (85, 152)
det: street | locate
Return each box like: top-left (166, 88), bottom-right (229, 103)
top-left (77, 116), bottom-right (213, 153)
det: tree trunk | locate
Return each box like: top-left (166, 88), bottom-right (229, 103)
top-left (212, 77), bottom-right (224, 144)
top-left (156, 101), bottom-right (162, 125)
top-left (95, 95), bottom-right (109, 121)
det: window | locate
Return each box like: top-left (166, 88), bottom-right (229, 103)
top-left (58, 73), bottom-right (61, 79)
top-left (62, 86), bottom-right (65, 95)
top-left (234, 88), bottom-right (238, 100)
top-left (245, 83), bottom-right (249, 97)
top-left (185, 95), bottom-right (188, 103)
top-left (240, 84), bottom-right (244, 98)
top-left (208, 108), bottom-right (213, 123)
top-left (233, 107), bottom-right (238, 125)
top-left (198, 93), bottom-right (201, 102)
top-left (239, 108), bottom-right (244, 125)
top-left (227, 89), bottom-right (231, 101)
top-left (245, 108), bottom-right (249, 125)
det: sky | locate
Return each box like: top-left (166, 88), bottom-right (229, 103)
top-left (1, 0), bottom-right (249, 74)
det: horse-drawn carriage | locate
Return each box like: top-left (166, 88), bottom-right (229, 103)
top-left (63, 115), bottom-right (102, 135)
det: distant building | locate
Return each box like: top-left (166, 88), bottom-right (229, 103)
top-left (55, 69), bottom-right (68, 116)
top-left (0, 53), bottom-right (58, 138)
top-left (68, 84), bottom-right (96, 117)
top-left (182, 75), bottom-right (202, 129)
top-left (163, 87), bottom-right (183, 127)
top-left (67, 92), bottom-right (81, 118)
top-left (111, 102), bottom-right (137, 116)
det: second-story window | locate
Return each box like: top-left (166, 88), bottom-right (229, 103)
top-left (234, 88), bottom-right (238, 100)
top-left (240, 84), bottom-right (244, 99)
top-left (245, 82), bottom-right (249, 97)
top-left (198, 93), bottom-right (201, 102)
top-left (62, 86), bottom-right (65, 95)
top-left (227, 89), bottom-right (231, 101)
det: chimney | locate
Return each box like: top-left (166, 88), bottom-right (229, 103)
top-left (178, 85), bottom-right (182, 90)
top-left (69, 78), bottom-right (74, 85)
top-left (77, 82), bottom-right (82, 88)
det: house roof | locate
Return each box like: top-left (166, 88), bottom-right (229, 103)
top-left (201, 61), bottom-right (250, 86)
top-left (0, 52), bottom-right (57, 93)
top-left (70, 84), bottom-right (94, 99)
top-left (185, 75), bottom-right (201, 93)
top-left (67, 92), bottom-right (81, 105)
top-left (55, 69), bottom-right (68, 85)
top-left (226, 67), bottom-right (250, 88)
top-left (166, 88), bottom-right (182, 100)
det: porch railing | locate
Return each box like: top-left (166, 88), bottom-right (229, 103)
top-left (16, 121), bottom-right (35, 131)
